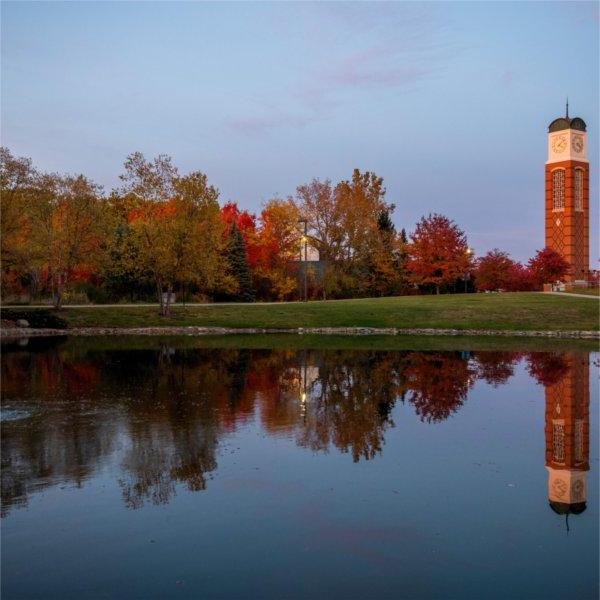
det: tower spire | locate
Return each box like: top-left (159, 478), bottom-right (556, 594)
top-left (566, 97), bottom-right (569, 118)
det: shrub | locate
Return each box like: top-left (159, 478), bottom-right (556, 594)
top-left (1, 309), bottom-right (68, 329)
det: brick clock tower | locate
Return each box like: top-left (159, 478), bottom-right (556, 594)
top-left (544, 353), bottom-right (589, 523)
top-left (545, 105), bottom-right (589, 285)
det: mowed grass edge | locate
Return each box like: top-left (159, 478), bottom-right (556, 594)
top-left (4, 293), bottom-right (598, 331)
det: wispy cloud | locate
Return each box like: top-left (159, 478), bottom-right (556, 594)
top-left (228, 112), bottom-right (314, 136)
top-left (225, 4), bottom-right (456, 136)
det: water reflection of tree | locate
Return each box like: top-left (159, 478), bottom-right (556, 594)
top-left (117, 347), bottom-right (240, 508)
top-left (1, 342), bottom-right (584, 513)
top-left (1, 344), bottom-right (116, 516)
top-left (296, 351), bottom-right (401, 462)
top-left (474, 351), bottom-right (523, 387)
top-left (526, 352), bottom-right (570, 387)
top-left (401, 352), bottom-right (476, 423)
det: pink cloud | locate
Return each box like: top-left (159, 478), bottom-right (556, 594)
top-left (226, 4), bottom-right (454, 135)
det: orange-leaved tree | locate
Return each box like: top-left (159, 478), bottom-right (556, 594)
top-left (253, 198), bottom-right (300, 300)
top-left (29, 174), bottom-right (106, 308)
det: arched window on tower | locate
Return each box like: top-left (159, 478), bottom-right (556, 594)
top-left (552, 420), bottom-right (565, 463)
top-left (552, 169), bottom-right (565, 211)
top-left (574, 168), bottom-right (583, 211)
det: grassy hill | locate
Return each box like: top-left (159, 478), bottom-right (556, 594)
top-left (4, 293), bottom-right (598, 332)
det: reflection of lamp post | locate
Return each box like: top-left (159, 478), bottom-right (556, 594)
top-left (298, 218), bottom-right (308, 302)
top-left (300, 349), bottom-right (307, 418)
top-left (464, 247), bottom-right (474, 293)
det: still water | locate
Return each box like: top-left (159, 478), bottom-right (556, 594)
top-left (1, 337), bottom-right (598, 599)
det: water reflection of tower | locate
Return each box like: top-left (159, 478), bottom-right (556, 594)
top-left (545, 354), bottom-right (589, 525)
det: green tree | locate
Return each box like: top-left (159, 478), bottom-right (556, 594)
top-left (227, 223), bottom-right (255, 302)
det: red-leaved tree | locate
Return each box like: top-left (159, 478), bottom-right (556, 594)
top-left (474, 249), bottom-right (516, 291)
top-left (528, 247), bottom-right (570, 287)
top-left (408, 213), bottom-right (471, 294)
top-left (505, 262), bottom-right (537, 291)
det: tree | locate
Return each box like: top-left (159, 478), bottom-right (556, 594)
top-left (505, 262), bottom-right (536, 291)
top-left (226, 223), bottom-right (255, 302)
top-left (0, 148), bottom-right (38, 297)
top-left (474, 249), bottom-right (517, 291)
top-left (220, 202), bottom-right (259, 266)
top-left (169, 171), bottom-right (227, 301)
top-left (364, 209), bottom-right (404, 296)
top-left (253, 198), bottom-right (300, 300)
top-left (295, 170), bottom-right (395, 298)
top-left (121, 153), bottom-right (227, 315)
top-left (295, 178), bottom-right (342, 262)
top-left (408, 213), bottom-right (471, 294)
top-left (119, 152), bottom-right (178, 314)
top-left (528, 247), bottom-right (570, 287)
top-left (28, 174), bottom-right (106, 308)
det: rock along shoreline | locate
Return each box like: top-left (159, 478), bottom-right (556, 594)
top-left (1, 326), bottom-right (598, 339)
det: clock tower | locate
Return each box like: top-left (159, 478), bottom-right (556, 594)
top-left (544, 353), bottom-right (589, 522)
top-left (545, 104), bottom-right (589, 285)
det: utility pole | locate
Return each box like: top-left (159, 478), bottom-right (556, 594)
top-left (464, 247), bottom-right (473, 293)
top-left (298, 218), bottom-right (308, 302)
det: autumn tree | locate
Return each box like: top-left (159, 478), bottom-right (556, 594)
top-left (226, 223), bottom-right (255, 302)
top-left (363, 209), bottom-right (405, 296)
top-left (0, 148), bottom-right (38, 296)
top-left (295, 170), bottom-right (396, 298)
top-left (120, 153), bottom-right (226, 315)
top-left (474, 249), bottom-right (517, 291)
top-left (253, 198), bottom-right (300, 300)
top-left (528, 247), bottom-right (570, 287)
top-left (408, 213), bottom-right (471, 294)
top-left (28, 174), bottom-right (107, 308)
top-left (505, 262), bottom-right (536, 292)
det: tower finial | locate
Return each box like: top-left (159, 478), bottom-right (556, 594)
top-left (566, 97), bottom-right (569, 118)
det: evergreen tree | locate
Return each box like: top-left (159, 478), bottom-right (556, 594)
top-left (377, 210), bottom-right (395, 237)
top-left (227, 223), bottom-right (255, 301)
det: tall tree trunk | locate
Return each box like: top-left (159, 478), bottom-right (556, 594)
top-left (54, 273), bottom-right (64, 310)
top-left (164, 283), bottom-right (173, 317)
top-left (157, 278), bottom-right (165, 316)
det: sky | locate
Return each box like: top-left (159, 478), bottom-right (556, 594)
top-left (1, 1), bottom-right (598, 263)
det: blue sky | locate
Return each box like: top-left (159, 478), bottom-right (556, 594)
top-left (2, 1), bottom-right (598, 262)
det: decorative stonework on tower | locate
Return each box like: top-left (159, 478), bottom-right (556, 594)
top-left (545, 353), bottom-right (589, 519)
top-left (545, 105), bottom-right (589, 284)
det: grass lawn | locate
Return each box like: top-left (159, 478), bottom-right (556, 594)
top-left (559, 288), bottom-right (600, 297)
top-left (4, 292), bottom-right (598, 331)
top-left (34, 334), bottom-right (596, 353)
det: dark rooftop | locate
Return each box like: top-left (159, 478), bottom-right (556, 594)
top-left (549, 101), bottom-right (586, 132)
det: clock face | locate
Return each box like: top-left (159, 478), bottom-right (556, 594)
top-left (552, 478), bottom-right (567, 498)
top-left (552, 135), bottom-right (567, 153)
top-left (572, 135), bottom-right (584, 153)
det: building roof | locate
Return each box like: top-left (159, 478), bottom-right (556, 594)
top-left (548, 116), bottom-right (587, 132)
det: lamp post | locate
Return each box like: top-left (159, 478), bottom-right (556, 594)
top-left (464, 247), bottom-right (474, 293)
top-left (298, 218), bottom-right (308, 302)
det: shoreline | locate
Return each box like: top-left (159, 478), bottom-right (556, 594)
top-left (1, 326), bottom-right (598, 339)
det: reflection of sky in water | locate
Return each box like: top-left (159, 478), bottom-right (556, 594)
top-left (1, 338), bottom-right (597, 599)
top-left (0, 409), bottom-right (33, 422)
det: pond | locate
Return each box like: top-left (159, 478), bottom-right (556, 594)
top-left (1, 336), bottom-right (598, 599)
